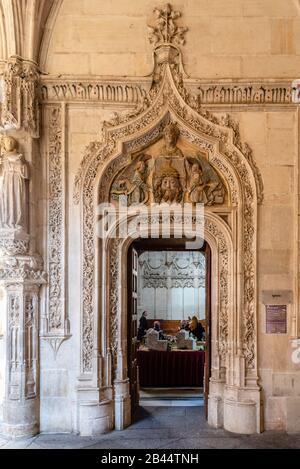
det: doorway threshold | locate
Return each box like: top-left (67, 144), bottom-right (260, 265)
top-left (139, 387), bottom-right (204, 406)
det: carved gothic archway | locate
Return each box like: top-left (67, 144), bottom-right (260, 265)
top-left (74, 55), bottom-right (263, 435)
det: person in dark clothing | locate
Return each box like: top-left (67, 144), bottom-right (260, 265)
top-left (154, 320), bottom-right (165, 340)
top-left (178, 319), bottom-right (191, 332)
top-left (137, 311), bottom-right (148, 340)
top-left (189, 315), bottom-right (205, 341)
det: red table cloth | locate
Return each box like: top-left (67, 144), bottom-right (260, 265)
top-left (137, 349), bottom-right (205, 387)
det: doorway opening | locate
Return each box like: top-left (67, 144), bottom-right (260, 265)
top-left (127, 238), bottom-right (211, 420)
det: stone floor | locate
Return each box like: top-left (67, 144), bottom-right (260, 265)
top-left (1, 406), bottom-right (300, 449)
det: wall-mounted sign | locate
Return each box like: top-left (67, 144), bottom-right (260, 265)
top-left (266, 304), bottom-right (287, 334)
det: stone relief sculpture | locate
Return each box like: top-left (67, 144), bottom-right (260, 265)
top-left (111, 155), bottom-right (151, 205)
top-left (185, 154), bottom-right (225, 205)
top-left (153, 161), bottom-right (184, 204)
top-left (0, 136), bottom-right (29, 231)
top-left (109, 122), bottom-right (225, 206)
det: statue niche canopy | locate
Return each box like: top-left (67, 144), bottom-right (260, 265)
top-left (110, 122), bottom-right (226, 206)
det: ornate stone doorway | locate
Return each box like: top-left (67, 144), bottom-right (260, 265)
top-left (127, 237), bottom-right (211, 418)
top-left (73, 38), bottom-right (263, 435)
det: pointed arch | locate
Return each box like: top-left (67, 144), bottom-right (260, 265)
top-left (74, 63), bottom-right (262, 434)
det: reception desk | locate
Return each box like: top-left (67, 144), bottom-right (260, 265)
top-left (137, 349), bottom-right (205, 387)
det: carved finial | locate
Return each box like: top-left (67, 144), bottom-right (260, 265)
top-left (148, 3), bottom-right (188, 47)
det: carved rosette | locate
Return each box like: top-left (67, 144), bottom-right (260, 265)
top-left (1, 56), bottom-right (40, 137)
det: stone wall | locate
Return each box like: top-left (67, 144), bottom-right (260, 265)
top-left (43, 0), bottom-right (300, 78)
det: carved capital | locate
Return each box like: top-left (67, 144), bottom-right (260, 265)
top-left (0, 253), bottom-right (46, 286)
top-left (0, 230), bottom-right (30, 256)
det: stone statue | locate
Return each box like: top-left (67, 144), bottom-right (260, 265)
top-left (111, 157), bottom-right (150, 205)
top-left (0, 136), bottom-right (29, 231)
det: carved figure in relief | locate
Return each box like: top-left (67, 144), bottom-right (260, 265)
top-left (109, 122), bottom-right (225, 206)
top-left (161, 122), bottom-right (183, 157)
top-left (111, 156), bottom-right (150, 205)
top-left (0, 136), bottom-right (29, 230)
top-left (187, 162), bottom-right (207, 204)
top-left (153, 161), bottom-right (183, 204)
top-left (186, 154), bottom-right (225, 205)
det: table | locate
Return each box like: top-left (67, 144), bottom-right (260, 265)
top-left (137, 349), bottom-right (205, 387)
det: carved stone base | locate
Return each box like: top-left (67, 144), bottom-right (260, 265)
top-left (207, 379), bottom-right (225, 428)
top-left (78, 400), bottom-right (114, 436)
top-left (0, 254), bottom-right (46, 439)
top-left (114, 380), bottom-right (131, 430)
top-left (208, 396), bottom-right (224, 429)
top-left (1, 399), bottom-right (39, 439)
top-left (223, 386), bottom-right (262, 434)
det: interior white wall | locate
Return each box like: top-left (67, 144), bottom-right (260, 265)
top-left (137, 251), bottom-right (206, 321)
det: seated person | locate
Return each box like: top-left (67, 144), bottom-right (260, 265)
top-left (189, 315), bottom-right (205, 341)
top-left (178, 319), bottom-right (191, 332)
top-left (137, 311), bottom-right (148, 341)
top-left (153, 320), bottom-right (165, 340)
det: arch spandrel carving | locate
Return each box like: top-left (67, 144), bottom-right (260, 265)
top-left (76, 60), bottom-right (260, 381)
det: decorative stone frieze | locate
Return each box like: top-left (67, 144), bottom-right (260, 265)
top-left (40, 80), bottom-right (149, 104)
top-left (40, 77), bottom-right (294, 106)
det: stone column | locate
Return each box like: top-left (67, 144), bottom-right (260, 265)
top-left (0, 247), bottom-right (46, 438)
top-left (0, 56), bottom-right (45, 438)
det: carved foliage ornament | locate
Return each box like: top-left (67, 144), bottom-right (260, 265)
top-left (148, 3), bottom-right (188, 47)
top-left (48, 106), bottom-right (64, 331)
